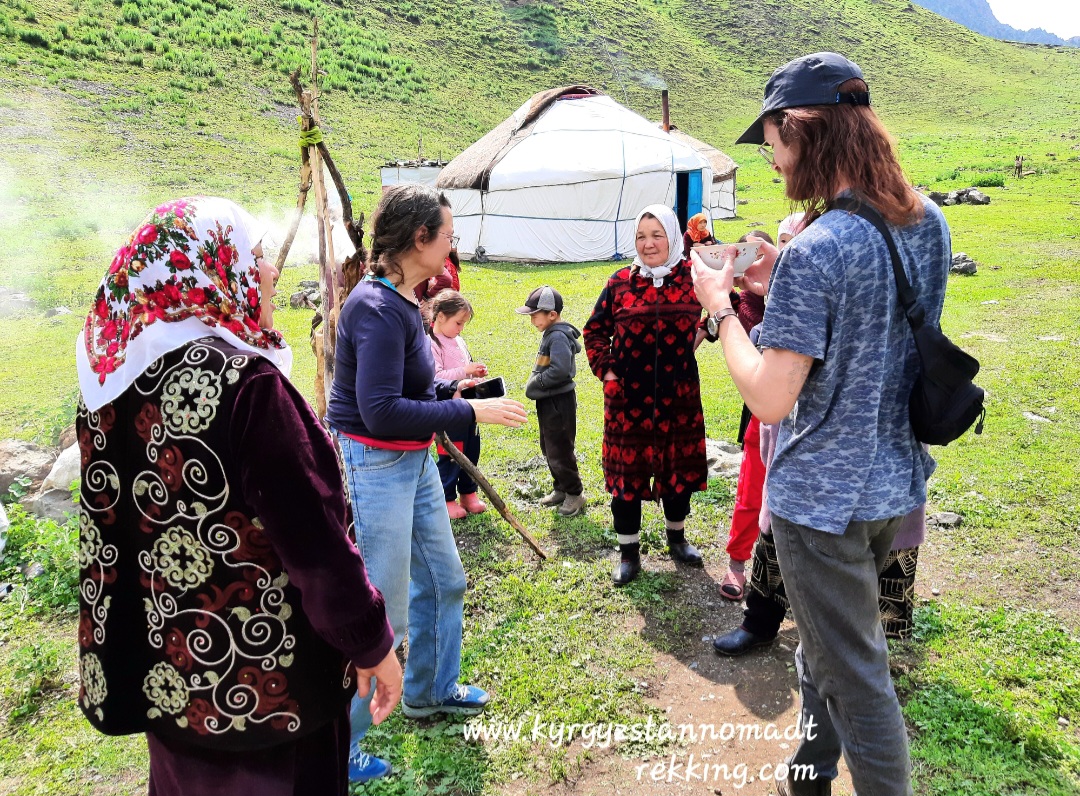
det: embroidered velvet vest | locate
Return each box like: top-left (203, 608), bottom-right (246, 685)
top-left (77, 337), bottom-right (354, 751)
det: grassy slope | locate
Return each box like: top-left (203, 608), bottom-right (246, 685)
top-left (0, 0), bottom-right (1079, 793)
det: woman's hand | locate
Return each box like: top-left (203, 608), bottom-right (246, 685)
top-left (466, 362), bottom-right (488, 377)
top-left (355, 650), bottom-right (403, 726)
top-left (690, 248), bottom-right (735, 314)
top-left (454, 379), bottom-right (478, 399)
top-left (469, 398), bottom-right (528, 428)
top-left (603, 370), bottom-right (618, 381)
top-left (733, 241), bottom-right (779, 297)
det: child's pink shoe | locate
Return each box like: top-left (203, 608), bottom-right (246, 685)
top-left (446, 500), bottom-right (467, 519)
top-left (459, 493), bottom-right (487, 514)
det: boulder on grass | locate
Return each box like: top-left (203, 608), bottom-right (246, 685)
top-left (0, 440), bottom-right (55, 496)
top-left (41, 444), bottom-right (80, 492)
top-left (950, 253), bottom-right (978, 275)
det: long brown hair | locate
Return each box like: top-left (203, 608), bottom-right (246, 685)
top-left (368, 184), bottom-right (451, 286)
top-left (427, 289), bottom-right (473, 348)
top-left (767, 79), bottom-right (923, 226)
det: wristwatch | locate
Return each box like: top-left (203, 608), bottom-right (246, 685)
top-left (706, 307), bottom-right (738, 338)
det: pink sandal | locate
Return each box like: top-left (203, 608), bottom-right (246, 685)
top-left (720, 569), bottom-right (746, 601)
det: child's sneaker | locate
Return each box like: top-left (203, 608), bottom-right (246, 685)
top-left (402, 683), bottom-right (490, 718)
top-left (446, 500), bottom-right (467, 519)
top-left (557, 493), bottom-right (586, 517)
top-left (539, 489), bottom-right (566, 506)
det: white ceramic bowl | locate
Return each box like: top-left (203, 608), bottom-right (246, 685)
top-left (692, 241), bottom-right (760, 277)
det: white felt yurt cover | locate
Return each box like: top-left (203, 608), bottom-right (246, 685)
top-left (437, 88), bottom-right (715, 263)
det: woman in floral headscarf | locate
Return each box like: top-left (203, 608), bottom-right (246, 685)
top-left (682, 211), bottom-right (718, 258)
top-left (583, 204), bottom-right (711, 586)
top-left (75, 197), bottom-right (401, 796)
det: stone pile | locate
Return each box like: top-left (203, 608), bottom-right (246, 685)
top-left (926, 188), bottom-right (991, 207)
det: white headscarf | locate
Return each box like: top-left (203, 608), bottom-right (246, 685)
top-left (632, 204), bottom-right (684, 287)
top-left (76, 196), bottom-right (292, 412)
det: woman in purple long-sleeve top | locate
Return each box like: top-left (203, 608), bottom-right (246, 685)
top-left (326, 184), bottom-right (526, 783)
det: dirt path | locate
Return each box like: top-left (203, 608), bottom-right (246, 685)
top-left (512, 550), bottom-right (959, 796)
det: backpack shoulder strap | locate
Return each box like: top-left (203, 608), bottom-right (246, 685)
top-left (830, 197), bottom-right (926, 329)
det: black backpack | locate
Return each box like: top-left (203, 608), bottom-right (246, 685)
top-left (832, 198), bottom-right (986, 446)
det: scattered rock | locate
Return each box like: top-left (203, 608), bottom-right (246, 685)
top-left (58, 424), bottom-right (77, 450)
top-left (20, 561), bottom-right (45, 579)
top-left (747, 221), bottom-right (763, 228)
top-left (931, 587), bottom-right (941, 596)
top-left (41, 443), bottom-right (80, 492)
top-left (289, 290), bottom-right (320, 310)
top-left (45, 306), bottom-right (73, 318)
top-left (950, 252), bottom-right (978, 275)
top-left (706, 439), bottom-right (742, 479)
top-left (0, 288), bottom-right (34, 317)
top-left (21, 488), bottom-right (77, 523)
top-left (981, 300), bottom-right (998, 305)
top-left (1037, 335), bottom-right (1064, 342)
top-left (1023, 411), bottom-right (1052, 424)
top-left (298, 280), bottom-right (320, 290)
top-left (1060, 717), bottom-right (1070, 727)
top-left (929, 511), bottom-right (962, 529)
top-left (736, 199), bottom-right (749, 206)
top-left (0, 439), bottom-right (55, 495)
top-left (927, 188), bottom-right (992, 207)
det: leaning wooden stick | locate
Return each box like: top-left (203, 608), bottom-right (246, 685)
top-left (435, 431), bottom-right (549, 560)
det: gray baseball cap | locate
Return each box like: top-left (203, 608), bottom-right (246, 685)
top-left (515, 285), bottom-right (563, 315)
top-left (736, 52), bottom-right (869, 145)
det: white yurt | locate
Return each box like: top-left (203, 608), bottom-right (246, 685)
top-left (436, 85), bottom-right (733, 263)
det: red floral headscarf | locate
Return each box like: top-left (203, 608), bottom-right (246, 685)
top-left (77, 197), bottom-right (292, 411)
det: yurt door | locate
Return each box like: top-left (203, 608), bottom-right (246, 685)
top-left (674, 170), bottom-right (704, 231)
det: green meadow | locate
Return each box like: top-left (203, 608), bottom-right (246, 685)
top-left (1, 0), bottom-right (1079, 792)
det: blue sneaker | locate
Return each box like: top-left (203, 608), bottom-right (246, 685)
top-left (347, 743), bottom-right (392, 783)
top-left (401, 683), bottom-right (490, 719)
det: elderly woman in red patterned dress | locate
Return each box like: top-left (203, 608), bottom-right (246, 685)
top-left (584, 204), bottom-right (711, 586)
top-left (75, 196), bottom-right (401, 795)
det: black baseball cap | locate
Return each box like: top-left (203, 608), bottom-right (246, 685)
top-left (515, 285), bottom-right (563, 315)
top-left (736, 52), bottom-right (869, 145)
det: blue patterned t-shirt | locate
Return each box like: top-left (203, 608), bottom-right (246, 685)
top-left (758, 194), bottom-right (950, 533)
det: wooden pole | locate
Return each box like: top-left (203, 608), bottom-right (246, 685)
top-left (436, 431), bottom-right (549, 560)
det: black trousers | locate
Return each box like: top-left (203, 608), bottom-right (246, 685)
top-left (536, 391), bottom-right (582, 496)
top-left (610, 492), bottom-right (693, 537)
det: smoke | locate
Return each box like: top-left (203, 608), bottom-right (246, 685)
top-left (633, 71), bottom-right (668, 91)
top-left (252, 165), bottom-right (357, 269)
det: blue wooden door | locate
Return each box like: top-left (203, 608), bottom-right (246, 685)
top-left (687, 170), bottom-right (703, 216)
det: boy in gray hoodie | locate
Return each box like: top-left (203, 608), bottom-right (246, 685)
top-left (516, 286), bottom-right (585, 517)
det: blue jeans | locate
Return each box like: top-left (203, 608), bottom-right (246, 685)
top-left (771, 513), bottom-right (912, 796)
top-left (334, 435), bottom-right (467, 742)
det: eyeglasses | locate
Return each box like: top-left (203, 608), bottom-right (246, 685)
top-left (439, 231), bottom-right (460, 248)
top-left (758, 146), bottom-right (775, 167)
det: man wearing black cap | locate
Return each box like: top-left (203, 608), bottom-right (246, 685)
top-left (693, 53), bottom-right (951, 796)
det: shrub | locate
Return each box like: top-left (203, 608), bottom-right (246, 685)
top-left (17, 27), bottom-right (50, 48)
top-left (0, 505), bottom-right (79, 614)
top-left (972, 174), bottom-right (1005, 188)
